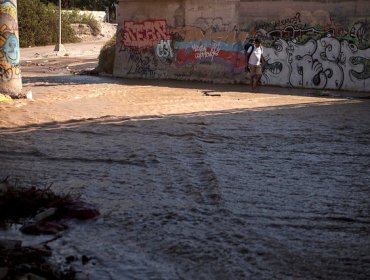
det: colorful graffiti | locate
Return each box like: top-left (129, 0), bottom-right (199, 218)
top-left (0, 30), bottom-right (19, 65)
top-left (114, 12), bottom-right (370, 91)
top-left (0, 0), bottom-right (16, 20)
top-left (175, 40), bottom-right (244, 73)
top-left (0, 0), bottom-right (21, 86)
top-left (122, 20), bottom-right (170, 49)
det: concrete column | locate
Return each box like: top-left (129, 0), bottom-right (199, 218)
top-left (0, 0), bottom-right (22, 98)
top-left (54, 0), bottom-right (65, 54)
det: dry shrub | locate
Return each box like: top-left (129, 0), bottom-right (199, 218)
top-left (97, 34), bottom-right (117, 74)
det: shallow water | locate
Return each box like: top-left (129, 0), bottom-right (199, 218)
top-left (1, 98), bottom-right (370, 279)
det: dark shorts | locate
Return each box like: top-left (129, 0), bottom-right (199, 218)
top-left (249, 64), bottom-right (262, 76)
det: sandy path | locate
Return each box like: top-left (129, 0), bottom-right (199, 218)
top-left (21, 40), bottom-right (107, 60)
top-left (0, 73), bottom-right (361, 129)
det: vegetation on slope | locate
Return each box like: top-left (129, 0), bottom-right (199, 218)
top-left (18, 0), bottom-right (101, 47)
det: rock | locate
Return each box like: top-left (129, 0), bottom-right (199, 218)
top-left (20, 221), bottom-right (68, 235)
top-left (0, 181), bottom-right (11, 193)
top-left (34, 208), bottom-right (57, 223)
top-left (61, 202), bottom-right (99, 220)
top-left (81, 255), bottom-right (91, 265)
top-left (319, 90), bottom-right (330, 96)
top-left (202, 90), bottom-right (221, 97)
top-left (0, 239), bottom-right (22, 250)
top-left (0, 267), bottom-right (8, 280)
top-left (26, 90), bottom-right (33, 100)
top-left (65, 255), bottom-right (77, 264)
top-left (24, 273), bottom-right (47, 280)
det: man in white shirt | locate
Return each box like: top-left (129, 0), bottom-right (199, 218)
top-left (246, 38), bottom-right (264, 90)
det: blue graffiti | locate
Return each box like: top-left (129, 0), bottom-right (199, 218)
top-left (2, 33), bottom-right (19, 65)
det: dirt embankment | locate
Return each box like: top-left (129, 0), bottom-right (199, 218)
top-left (20, 23), bottom-right (117, 76)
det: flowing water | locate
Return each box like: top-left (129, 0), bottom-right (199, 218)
top-left (0, 92), bottom-right (369, 279)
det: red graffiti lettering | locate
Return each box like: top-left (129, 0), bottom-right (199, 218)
top-left (123, 20), bottom-right (169, 49)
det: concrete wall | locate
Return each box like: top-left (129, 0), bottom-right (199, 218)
top-left (114, 0), bottom-right (370, 91)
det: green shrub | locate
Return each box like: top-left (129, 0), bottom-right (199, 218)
top-left (63, 10), bottom-right (101, 36)
top-left (85, 16), bottom-right (101, 36)
top-left (97, 34), bottom-right (116, 74)
top-left (18, 0), bottom-right (80, 47)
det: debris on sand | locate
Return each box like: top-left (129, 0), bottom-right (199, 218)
top-left (0, 177), bottom-right (100, 279)
top-left (0, 94), bottom-right (12, 102)
top-left (0, 240), bottom-right (75, 280)
top-left (201, 90), bottom-right (221, 97)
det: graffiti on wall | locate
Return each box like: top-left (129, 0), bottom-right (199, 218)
top-left (256, 15), bottom-right (370, 90)
top-left (0, 0), bottom-right (17, 20)
top-left (175, 40), bottom-right (245, 74)
top-left (194, 17), bottom-right (231, 33)
top-left (258, 25), bottom-right (334, 42)
top-left (272, 13), bottom-right (302, 29)
top-left (115, 12), bottom-right (370, 91)
top-left (260, 43), bottom-right (369, 91)
top-left (122, 20), bottom-right (170, 49)
top-left (156, 39), bottom-right (173, 59)
top-left (119, 19), bottom-right (172, 78)
top-left (350, 21), bottom-right (370, 48)
top-left (0, 0), bottom-right (20, 83)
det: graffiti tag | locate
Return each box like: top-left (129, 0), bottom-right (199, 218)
top-left (122, 20), bottom-right (169, 49)
top-left (272, 13), bottom-right (301, 28)
top-left (156, 40), bottom-right (173, 58)
top-left (192, 42), bottom-right (221, 60)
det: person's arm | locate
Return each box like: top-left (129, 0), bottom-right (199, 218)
top-left (260, 47), bottom-right (266, 66)
top-left (245, 46), bottom-right (252, 70)
top-left (261, 55), bottom-right (266, 65)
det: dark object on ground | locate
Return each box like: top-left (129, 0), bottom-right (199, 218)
top-left (60, 201), bottom-right (100, 220)
top-left (0, 178), bottom-right (100, 279)
top-left (20, 220), bottom-right (69, 235)
top-left (202, 90), bottom-right (221, 97)
top-left (0, 178), bottom-right (99, 234)
top-left (0, 240), bottom-right (75, 280)
top-left (0, 178), bottom-right (72, 226)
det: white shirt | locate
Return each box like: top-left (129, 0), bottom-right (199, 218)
top-left (247, 45), bottom-right (263, 66)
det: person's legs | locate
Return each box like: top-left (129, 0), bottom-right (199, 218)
top-left (249, 65), bottom-right (257, 89)
top-left (254, 65), bottom-right (262, 89)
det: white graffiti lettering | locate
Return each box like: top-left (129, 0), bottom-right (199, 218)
top-left (192, 42), bottom-right (221, 60)
top-left (156, 40), bottom-right (173, 58)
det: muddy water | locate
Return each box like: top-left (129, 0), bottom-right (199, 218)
top-left (1, 98), bottom-right (370, 279)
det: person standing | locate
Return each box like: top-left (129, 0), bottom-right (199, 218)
top-left (245, 38), bottom-right (264, 90)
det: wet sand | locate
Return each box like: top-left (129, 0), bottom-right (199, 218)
top-left (0, 44), bottom-right (370, 279)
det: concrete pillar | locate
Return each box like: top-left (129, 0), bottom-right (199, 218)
top-left (0, 0), bottom-right (22, 98)
top-left (54, 0), bottom-right (65, 54)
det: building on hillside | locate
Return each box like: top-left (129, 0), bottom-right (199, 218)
top-left (113, 0), bottom-right (370, 92)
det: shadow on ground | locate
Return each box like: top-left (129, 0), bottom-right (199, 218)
top-left (1, 100), bottom-right (369, 279)
top-left (22, 73), bottom-right (370, 99)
